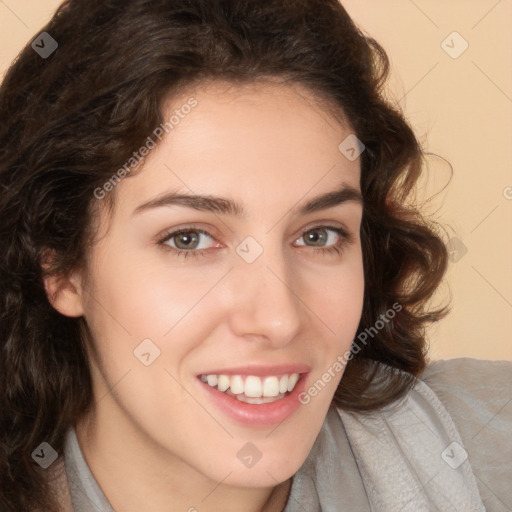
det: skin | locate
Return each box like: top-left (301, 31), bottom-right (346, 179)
top-left (46, 80), bottom-right (365, 512)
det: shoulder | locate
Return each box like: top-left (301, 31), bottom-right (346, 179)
top-left (420, 357), bottom-right (512, 438)
top-left (421, 356), bottom-right (512, 390)
top-left (420, 357), bottom-right (512, 511)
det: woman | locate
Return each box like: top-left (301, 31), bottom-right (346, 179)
top-left (0, 1), bottom-right (510, 511)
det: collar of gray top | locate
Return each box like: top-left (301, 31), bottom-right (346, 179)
top-left (64, 427), bottom-right (115, 511)
top-left (64, 375), bottom-right (485, 512)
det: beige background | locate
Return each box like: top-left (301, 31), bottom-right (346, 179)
top-left (1, 0), bottom-right (511, 361)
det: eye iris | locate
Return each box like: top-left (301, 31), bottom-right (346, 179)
top-left (175, 231), bottom-right (199, 249)
top-left (306, 229), bottom-right (327, 246)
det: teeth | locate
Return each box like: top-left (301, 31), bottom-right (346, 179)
top-left (244, 376), bottom-right (262, 398)
top-left (217, 374), bottom-right (230, 392)
top-left (206, 375), bottom-right (218, 387)
top-left (200, 372), bottom-right (301, 398)
top-left (236, 392), bottom-right (286, 404)
top-left (287, 373), bottom-right (299, 392)
top-left (230, 375), bottom-right (244, 395)
top-left (279, 375), bottom-right (288, 394)
top-left (263, 376), bottom-right (280, 397)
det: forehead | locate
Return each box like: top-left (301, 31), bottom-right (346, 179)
top-left (107, 80), bottom-right (361, 221)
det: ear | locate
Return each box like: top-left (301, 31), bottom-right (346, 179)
top-left (42, 250), bottom-right (85, 318)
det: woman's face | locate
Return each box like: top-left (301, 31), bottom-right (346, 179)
top-left (72, 81), bottom-right (364, 489)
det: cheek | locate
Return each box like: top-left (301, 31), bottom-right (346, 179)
top-left (80, 251), bottom-right (233, 395)
top-left (311, 251), bottom-right (365, 344)
top-left (83, 246), bottom-right (224, 338)
top-left (295, 261), bottom-right (364, 420)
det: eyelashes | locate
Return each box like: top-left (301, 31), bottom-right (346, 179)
top-left (156, 224), bottom-right (354, 260)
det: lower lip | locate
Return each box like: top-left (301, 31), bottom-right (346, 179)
top-left (197, 374), bottom-right (309, 427)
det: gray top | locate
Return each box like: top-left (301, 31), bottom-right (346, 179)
top-left (64, 428), bottom-right (115, 511)
top-left (63, 358), bottom-right (512, 511)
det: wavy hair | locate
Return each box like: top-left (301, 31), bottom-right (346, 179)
top-left (0, 0), bottom-right (449, 509)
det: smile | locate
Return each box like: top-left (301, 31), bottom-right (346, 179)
top-left (199, 373), bottom-right (301, 404)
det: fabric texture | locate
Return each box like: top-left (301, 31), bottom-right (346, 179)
top-left (52, 357), bottom-right (512, 511)
top-left (422, 357), bottom-right (512, 512)
top-left (64, 428), bottom-right (115, 511)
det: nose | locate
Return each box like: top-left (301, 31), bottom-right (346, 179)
top-left (227, 244), bottom-right (303, 348)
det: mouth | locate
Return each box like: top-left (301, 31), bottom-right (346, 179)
top-left (199, 372), bottom-right (302, 404)
top-left (196, 366), bottom-right (310, 426)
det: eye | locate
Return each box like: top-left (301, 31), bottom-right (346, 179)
top-left (158, 228), bottom-right (218, 258)
top-left (294, 225), bottom-right (353, 256)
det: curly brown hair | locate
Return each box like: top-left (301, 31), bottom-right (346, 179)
top-left (0, 0), bottom-right (449, 510)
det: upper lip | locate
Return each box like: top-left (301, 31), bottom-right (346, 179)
top-left (197, 363), bottom-right (311, 377)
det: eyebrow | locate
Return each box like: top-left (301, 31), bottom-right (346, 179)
top-left (132, 182), bottom-right (363, 218)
